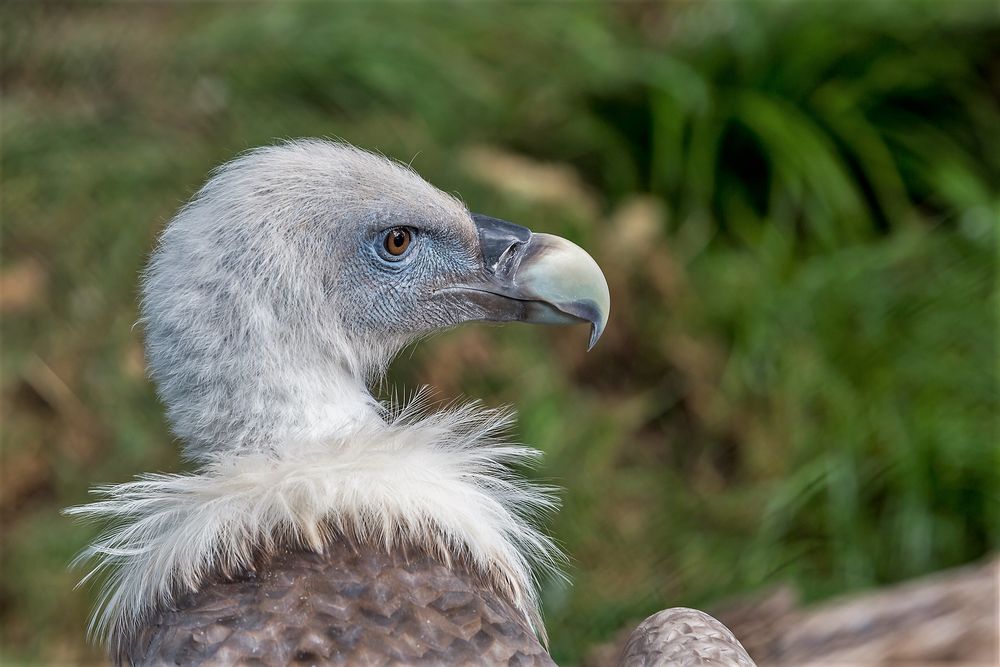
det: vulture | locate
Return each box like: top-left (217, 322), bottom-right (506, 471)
top-left (69, 140), bottom-right (755, 666)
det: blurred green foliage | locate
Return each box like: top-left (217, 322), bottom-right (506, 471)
top-left (1, 2), bottom-right (997, 664)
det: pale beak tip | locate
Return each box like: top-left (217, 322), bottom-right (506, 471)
top-left (587, 321), bottom-right (605, 351)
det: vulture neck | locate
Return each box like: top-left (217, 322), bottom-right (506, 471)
top-left (181, 341), bottom-right (387, 462)
top-left (257, 358), bottom-right (381, 452)
top-left (71, 341), bottom-right (560, 651)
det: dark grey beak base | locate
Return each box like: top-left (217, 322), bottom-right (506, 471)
top-left (473, 214), bottom-right (532, 275)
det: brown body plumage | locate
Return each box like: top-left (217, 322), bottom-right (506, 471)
top-left (619, 609), bottom-right (755, 667)
top-left (126, 539), bottom-right (553, 666)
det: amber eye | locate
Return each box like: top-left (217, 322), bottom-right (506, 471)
top-left (383, 227), bottom-right (412, 257)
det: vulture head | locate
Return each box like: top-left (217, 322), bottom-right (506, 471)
top-left (70, 141), bottom-right (753, 666)
top-left (144, 141), bottom-right (608, 462)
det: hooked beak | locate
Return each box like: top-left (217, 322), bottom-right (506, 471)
top-left (442, 214), bottom-right (610, 350)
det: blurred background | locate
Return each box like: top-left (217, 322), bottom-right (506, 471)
top-left (1, 2), bottom-right (998, 665)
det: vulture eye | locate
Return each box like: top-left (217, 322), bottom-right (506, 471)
top-left (383, 227), bottom-right (412, 258)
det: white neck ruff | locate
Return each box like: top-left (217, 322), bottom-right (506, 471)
top-left (68, 396), bottom-right (562, 653)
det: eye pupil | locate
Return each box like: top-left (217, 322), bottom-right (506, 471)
top-left (384, 227), bottom-right (411, 256)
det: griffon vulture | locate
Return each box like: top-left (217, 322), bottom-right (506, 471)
top-left (69, 141), bottom-right (754, 666)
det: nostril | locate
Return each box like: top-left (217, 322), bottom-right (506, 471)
top-left (472, 213), bottom-right (532, 275)
top-left (494, 241), bottom-right (524, 278)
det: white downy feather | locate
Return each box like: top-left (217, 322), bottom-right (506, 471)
top-left (67, 396), bottom-right (562, 653)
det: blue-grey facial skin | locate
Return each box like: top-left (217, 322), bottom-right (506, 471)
top-left (330, 207), bottom-right (490, 341)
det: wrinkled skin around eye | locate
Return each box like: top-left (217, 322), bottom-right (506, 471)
top-left (329, 219), bottom-right (484, 341)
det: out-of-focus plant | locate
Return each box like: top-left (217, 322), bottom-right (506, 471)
top-left (2, 2), bottom-right (996, 664)
top-left (584, 4), bottom-right (999, 241)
